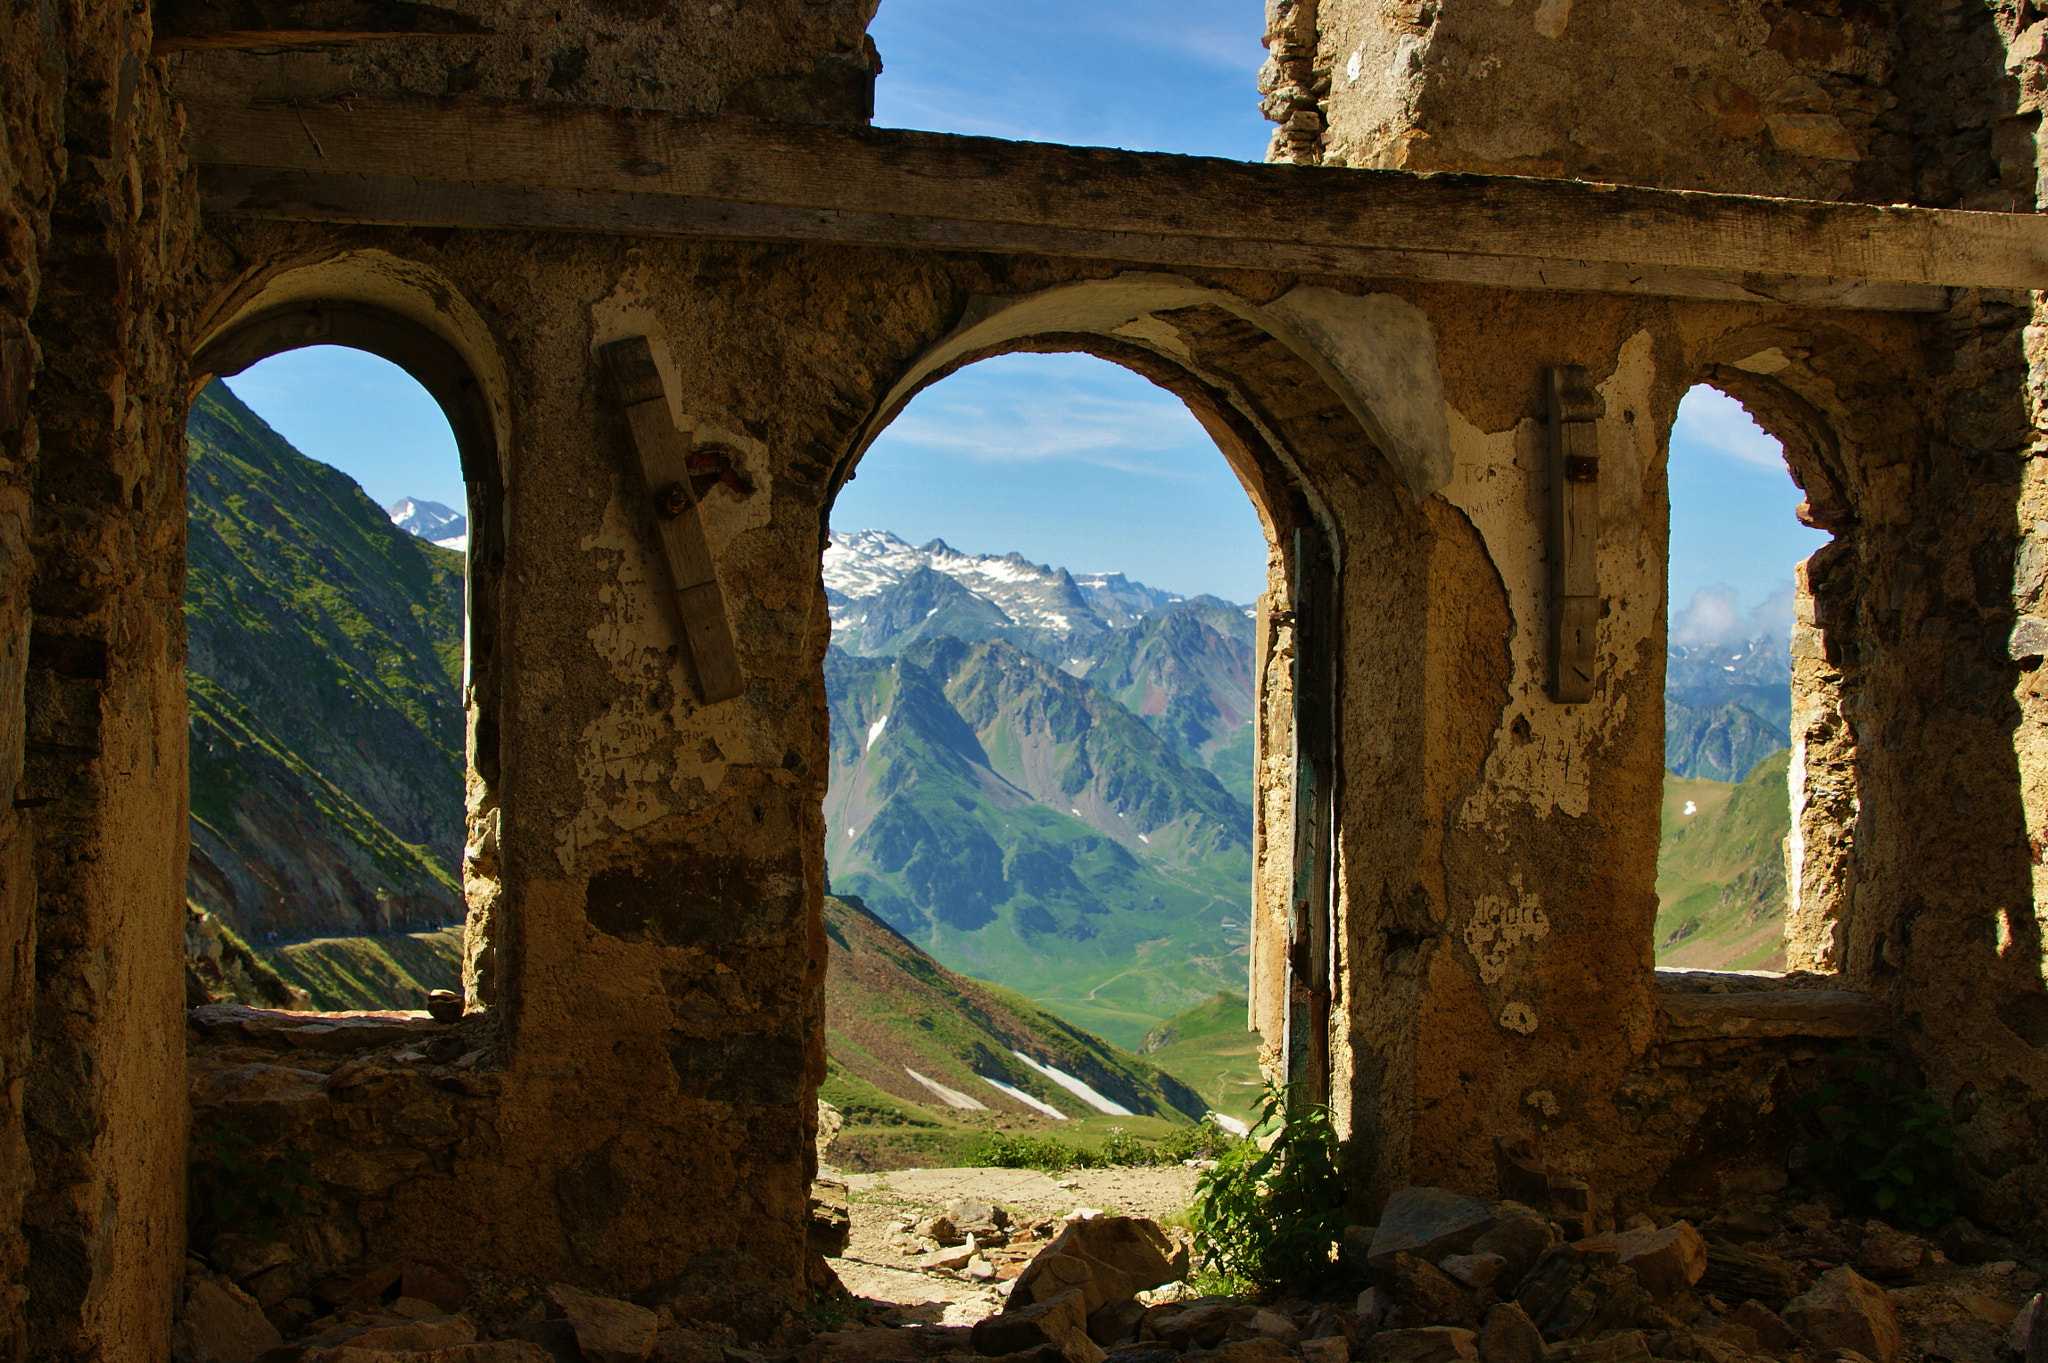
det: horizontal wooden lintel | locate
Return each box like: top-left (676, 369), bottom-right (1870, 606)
top-left (187, 99), bottom-right (2048, 310)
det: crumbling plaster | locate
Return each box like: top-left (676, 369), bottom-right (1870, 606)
top-left (0, 0), bottom-right (2040, 1351)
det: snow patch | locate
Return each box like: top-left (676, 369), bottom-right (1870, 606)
top-left (1209, 1111), bottom-right (1252, 1138)
top-left (905, 1068), bottom-right (988, 1111)
top-left (981, 1074), bottom-right (1068, 1120)
top-left (867, 715), bottom-right (888, 750)
top-left (1011, 1051), bottom-right (1133, 1116)
top-left (1682, 801), bottom-right (1697, 817)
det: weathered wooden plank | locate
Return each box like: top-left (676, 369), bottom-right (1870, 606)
top-left (1548, 366), bottom-right (1600, 705)
top-left (1661, 989), bottom-right (1888, 1039)
top-left (186, 100), bottom-right (2047, 300)
top-left (198, 166), bottom-right (1953, 311)
top-left (597, 337), bottom-right (744, 704)
top-left (154, 0), bottom-right (487, 52)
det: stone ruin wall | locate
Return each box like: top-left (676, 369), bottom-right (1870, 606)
top-left (0, 0), bottom-right (199, 1357)
top-left (0, 0), bottom-right (2037, 1357)
top-left (1265, 0), bottom-right (2048, 1233)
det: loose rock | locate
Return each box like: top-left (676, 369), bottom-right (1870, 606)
top-left (1364, 1327), bottom-right (1479, 1362)
top-left (1782, 1265), bottom-right (1903, 1363)
top-left (1853, 1224), bottom-right (1927, 1281)
top-left (177, 1278), bottom-right (285, 1363)
top-left (1392, 1252), bottom-right (1478, 1328)
top-left (549, 1282), bottom-right (658, 1363)
top-left (2011, 1294), bottom-right (2045, 1362)
top-left (1476, 1303), bottom-right (1545, 1363)
top-left (1733, 1299), bottom-right (1797, 1352)
top-left (1012, 1217), bottom-right (1187, 1316)
top-left (1614, 1223), bottom-right (1706, 1303)
top-left (973, 1288), bottom-right (1108, 1363)
top-left (1368, 1191), bottom-right (1499, 1272)
top-left (1439, 1254), bottom-right (1506, 1290)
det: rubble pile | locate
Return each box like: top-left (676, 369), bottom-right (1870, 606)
top-left (176, 1176), bottom-right (2046, 1363)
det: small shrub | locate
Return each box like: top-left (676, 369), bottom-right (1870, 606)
top-left (1098, 1126), bottom-right (1149, 1166)
top-left (973, 1131), bottom-right (1101, 1172)
top-left (189, 1124), bottom-right (318, 1240)
top-left (1188, 1080), bottom-right (1346, 1295)
top-left (1155, 1117), bottom-right (1238, 1164)
top-left (1797, 1041), bottom-right (1957, 1230)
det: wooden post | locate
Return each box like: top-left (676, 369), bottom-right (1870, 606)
top-left (597, 336), bottom-right (745, 703)
top-left (1548, 366), bottom-right (1601, 704)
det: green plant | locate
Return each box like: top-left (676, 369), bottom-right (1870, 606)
top-left (1797, 1042), bottom-right (1957, 1229)
top-left (972, 1131), bottom-right (1101, 1172)
top-left (189, 1124), bottom-right (319, 1240)
top-left (1154, 1117), bottom-right (1238, 1164)
top-left (1187, 1080), bottom-right (1347, 1295)
top-left (1098, 1126), bottom-right (1149, 1166)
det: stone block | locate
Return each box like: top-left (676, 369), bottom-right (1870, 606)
top-left (1302, 1339), bottom-right (1351, 1363)
top-left (1368, 1190), bottom-right (1499, 1271)
top-left (1393, 1252), bottom-right (1479, 1328)
top-left (1613, 1223), bottom-right (1706, 1302)
top-left (1364, 1327), bottom-right (1479, 1362)
top-left (1782, 1266), bottom-right (1902, 1363)
top-left (1011, 1217), bottom-right (1186, 1316)
top-left (1149, 1303), bottom-right (1254, 1351)
top-left (1439, 1253), bottom-right (1507, 1289)
top-left (1250, 1308), bottom-right (1301, 1347)
top-left (1853, 1224), bottom-right (1927, 1281)
top-left (2008, 1295), bottom-right (2043, 1363)
top-left (550, 1283), bottom-right (659, 1363)
top-left (1732, 1299), bottom-right (1797, 1352)
top-left (177, 1279), bottom-right (285, 1363)
top-left (1470, 1213), bottom-right (1554, 1293)
top-left (972, 1288), bottom-right (1107, 1363)
top-left (1087, 1299), bottom-right (1146, 1346)
top-left (1476, 1303), bottom-right (1544, 1363)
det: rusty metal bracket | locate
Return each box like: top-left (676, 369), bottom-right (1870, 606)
top-left (1548, 365), bottom-right (1601, 704)
top-left (598, 336), bottom-right (745, 704)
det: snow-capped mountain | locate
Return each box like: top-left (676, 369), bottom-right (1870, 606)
top-left (1666, 631), bottom-right (1792, 782)
top-left (386, 498), bottom-right (468, 551)
top-left (822, 529), bottom-right (1244, 653)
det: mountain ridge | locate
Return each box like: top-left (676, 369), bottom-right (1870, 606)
top-left (186, 382), bottom-right (464, 941)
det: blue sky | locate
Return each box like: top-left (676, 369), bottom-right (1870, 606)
top-left (220, 0), bottom-right (1825, 623)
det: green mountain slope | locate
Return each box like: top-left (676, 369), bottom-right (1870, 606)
top-left (825, 894), bottom-right (1204, 1123)
top-left (825, 638), bottom-right (1252, 1047)
top-left (260, 930), bottom-right (464, 1011)
top-left (1666, 700), bottom-right (1786, 784)
top-left (1656, 748), bottom-right (1791, 970)
top-left (185, 380), bottom-right (464, 941)
top-left (1136, 992), bottom-right (1264, 1125)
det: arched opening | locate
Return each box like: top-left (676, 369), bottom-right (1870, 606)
top-left (180, 297), bottom-right (507, 1016)
top-left (816, 349), bottom-right (1274, 1167)
top-left (806, 284), bottom-right (1384, 1178)
top-left (1658, 380), bottom-right (1839, 973)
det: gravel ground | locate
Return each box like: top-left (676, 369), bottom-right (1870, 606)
top-left (826, 1163), bottom-right (1203, 1324)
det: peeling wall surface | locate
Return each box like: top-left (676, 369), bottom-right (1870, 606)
top-left (0, 0), bottom-right (2038, 1353)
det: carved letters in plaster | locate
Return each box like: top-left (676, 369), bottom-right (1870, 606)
top-left (1463, 881), bottom-right (1550, 984)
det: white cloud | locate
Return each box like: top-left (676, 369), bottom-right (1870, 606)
top-left (872, 357), bottom-right (1207, 477)
top-left (1671, 386), bottom-right (1784, 470)
top-left (1672, 582), bottom-right (1797, 647)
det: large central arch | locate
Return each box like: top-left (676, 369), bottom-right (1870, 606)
top-left (826, 274), bottom-right (1455, 1127)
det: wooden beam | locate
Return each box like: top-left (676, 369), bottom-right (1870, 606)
top-left (1548, 366), bottom-right (1599, 705)
top-left (184, 99), bottom-right (2048, 308)
top-left (155, 0), bottom-right (487, 52)
top-left (597, 337), bottom-right (745, 705)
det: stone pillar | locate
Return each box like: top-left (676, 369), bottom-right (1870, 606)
top-left (1784, 543), bottom-right (1859, 972)
top-left (13, 2), bottom-right (196, 1355)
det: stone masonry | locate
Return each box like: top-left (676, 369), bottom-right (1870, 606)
top-left (0, 0), bottom-right (2033, 1358)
